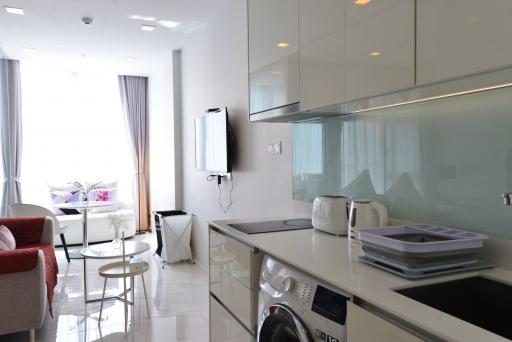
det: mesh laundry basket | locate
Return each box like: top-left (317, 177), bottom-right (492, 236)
top-left (152, 210), bottom-right (193, 263)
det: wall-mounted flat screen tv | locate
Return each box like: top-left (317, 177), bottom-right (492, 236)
top-left (194, 107), bottom-right (232, 174)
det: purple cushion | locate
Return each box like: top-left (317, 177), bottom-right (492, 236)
top-left (50, 190), bottom-right (80, 215)
top-left (0, 225), bottom-right (16, 251)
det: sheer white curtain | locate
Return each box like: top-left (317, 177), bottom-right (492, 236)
top-left (20, 68), bottom-right (134, 208)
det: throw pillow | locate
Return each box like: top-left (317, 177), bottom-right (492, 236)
top-left (0, 225), bottom-right (16, 251)
top-left (50, 190), bottom-right (80, 215)
top-left (89, 187), bottom-right (118, 213)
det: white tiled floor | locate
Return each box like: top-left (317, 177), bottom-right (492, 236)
top-left (2, 233), bottom-right (209, 342)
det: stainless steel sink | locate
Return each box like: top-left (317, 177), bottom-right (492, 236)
top-left (395, 276), bottom-right (512, 340)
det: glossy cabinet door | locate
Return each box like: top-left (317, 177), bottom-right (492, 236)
top-left (248, 0), bottom-right (300, 115)
top-left (299, 0), bottom-right (346, 111)
top-left (417, 0), bottom-right (512, 85)
top-left (346, 0), bottom-right (415, 101)
top-left (347, 302), bottom-right (423, 342)
top-left (210, 296), bottom-right (255, 342)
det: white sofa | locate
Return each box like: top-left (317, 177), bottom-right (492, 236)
top-left (48, 181), bottom-right (136, 245)
top-left (56, 204), bottom-right (136, 245)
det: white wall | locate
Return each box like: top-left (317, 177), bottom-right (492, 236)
top-left (179, 0), bottom-right (312, 267)
top-left (148, 57), bottom-right (176, 216)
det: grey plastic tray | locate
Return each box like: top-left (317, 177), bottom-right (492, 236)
top-left (359, 255), bottom-right (493, 279)
top-left (358, 225), bottom-right (488, 254)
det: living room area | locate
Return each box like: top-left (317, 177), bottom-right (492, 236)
top-left (0, 0), bottom-right (221, 341)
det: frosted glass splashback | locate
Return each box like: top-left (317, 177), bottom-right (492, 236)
top-left (293, 87), bottom-right (512, 238)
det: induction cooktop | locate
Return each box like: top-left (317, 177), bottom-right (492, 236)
top-left (228, 218), bottom-right (313, 234)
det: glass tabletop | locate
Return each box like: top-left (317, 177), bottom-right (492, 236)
top-left (80, 241), bottom-right (151, 259)
top-left (54, 201), bottom-right (113, 209)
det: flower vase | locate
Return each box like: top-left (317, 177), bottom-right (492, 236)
top-left (81, 192), bottom-right (88, 204)
top-left (112, 227), bottom-right (121, 249)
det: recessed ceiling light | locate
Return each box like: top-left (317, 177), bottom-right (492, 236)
top-left (124, 57), bottom-right (136, 62)
top-left (276, 42), bottom-right (290, 48)
top-left (369, 51), bottom-right (382, 56)
top-left (4, 6), bottom-right (24, 15)
top-left (158, 20), bottom-right (181, 28)
top-left (129, 15), bottom-right (156, 22)
top-left (354, 0), bottom-right (371, 5)
top-left (272, 71), bottom-right (283, 75)
top-left (141, 25), bottom-right (155, 32)
top-left (23, 47), bottom-right (38, 53)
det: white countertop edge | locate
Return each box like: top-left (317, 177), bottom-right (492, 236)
top-left (209, 218), bottom-right (512, 342)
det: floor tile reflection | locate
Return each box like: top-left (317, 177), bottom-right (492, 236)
top-left (1, 233), bottom-right (209, 342)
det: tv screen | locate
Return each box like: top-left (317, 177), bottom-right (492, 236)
top-left (194, 108), bottom-right (232, 174)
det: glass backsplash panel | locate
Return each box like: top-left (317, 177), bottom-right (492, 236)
top-left (293, 87), bottom-right (512, 238)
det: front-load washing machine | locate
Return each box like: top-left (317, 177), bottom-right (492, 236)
top-left (258, 255), bottom-right (350, 342)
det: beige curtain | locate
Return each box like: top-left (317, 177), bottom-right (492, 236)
top-left (118, 75), bottom-right (150, 231)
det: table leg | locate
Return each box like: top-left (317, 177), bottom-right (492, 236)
top-left (83, 258), bottom-right (88, 302)
top-left (83, 208), bottom-right (88, 249)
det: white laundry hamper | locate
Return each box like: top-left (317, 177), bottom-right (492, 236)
top-left (160, 214), bottom-right (194, 263)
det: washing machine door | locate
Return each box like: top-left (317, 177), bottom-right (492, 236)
top-left (258, 304), bottom-right (312, 342)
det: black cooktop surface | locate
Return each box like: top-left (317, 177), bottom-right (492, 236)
top-left (228, 218), bottom-right (313, 234)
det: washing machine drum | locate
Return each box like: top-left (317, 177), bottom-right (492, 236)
top-left (259, 304), bottom-right (312, 342)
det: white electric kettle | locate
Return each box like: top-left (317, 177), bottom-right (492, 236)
top-left (312, 196), bottom-right (351, 235)
top-left (348, 199), bottom-right (388, 239)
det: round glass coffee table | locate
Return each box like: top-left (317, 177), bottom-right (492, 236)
top-left (80, 241), bottom-right (150, 303)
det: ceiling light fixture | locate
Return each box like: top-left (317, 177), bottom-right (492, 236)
top-left (23, 47), bottom-right (38, 53)
top-left (124, 57), bottom-right (136, 62)
top-left (158, 20), bottom-right (181, 28)
top-left (276, 42), bottom-right (290, 48)
top-left (129, 15), bottom-right (156, 22)
top-left (4, 6), bottom-right (24, 15)
top-left (141, 25), bottom-right (155, 32)
top-left (369, 51), bottom-right (382, 56)
top-left (354, 0), bottom-right (371, 5)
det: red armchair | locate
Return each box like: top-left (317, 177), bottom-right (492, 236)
top-left (0, 217), bottom-right (58, 341)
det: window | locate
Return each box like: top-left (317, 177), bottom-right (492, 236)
top-left (20, 67), bottom-right (134, 208)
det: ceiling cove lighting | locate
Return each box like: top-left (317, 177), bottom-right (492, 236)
top-left (4, 6), bottom-right (24, 15)
top-left (23, 47), bottom-right (38, 53)
top-left (351, 82), bottom-right (512, 114)
top-left (354, 0), bottom-right (371, 5)
top-left (141, 25), bottom-right (155, 32)
top-left (158, 20), bottom-right (181, 28)
top-left (129, 15), bottom-right (156, 22)
top-left (276, 42), bottom-right (290, 48)
top-left (369, 51), bottom-right (382, 56)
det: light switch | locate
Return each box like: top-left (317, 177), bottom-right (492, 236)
top-left (268, 141), bottom-right (282, 155)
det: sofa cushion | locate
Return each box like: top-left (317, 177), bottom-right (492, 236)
top-left (0, 225), bottom-right (15, 251)
top-left (0, 248), bottom-right (40, 273)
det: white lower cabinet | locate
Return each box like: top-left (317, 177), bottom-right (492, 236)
top-left (210, 296), bottom-right (255, 342)
top-left (347, 302), bottom-right (423, 342)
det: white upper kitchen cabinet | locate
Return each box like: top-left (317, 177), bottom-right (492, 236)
top-left (248, 0), bottom-right (300, 115)
top-left (299, 0), bottom-right (346, 111)
top-left (346, 0), bottom-right (415, 101)
top-left (417, 0), bottom-right (512, 85)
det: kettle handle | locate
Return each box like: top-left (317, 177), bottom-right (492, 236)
top-left (371, 202), bottom-right (388, 226)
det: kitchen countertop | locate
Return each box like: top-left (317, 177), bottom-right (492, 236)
top-left (209, 217), bottom-right (512, 342)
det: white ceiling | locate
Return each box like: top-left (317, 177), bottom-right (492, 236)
top-left (0, 0), bottom-right (227, 74)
